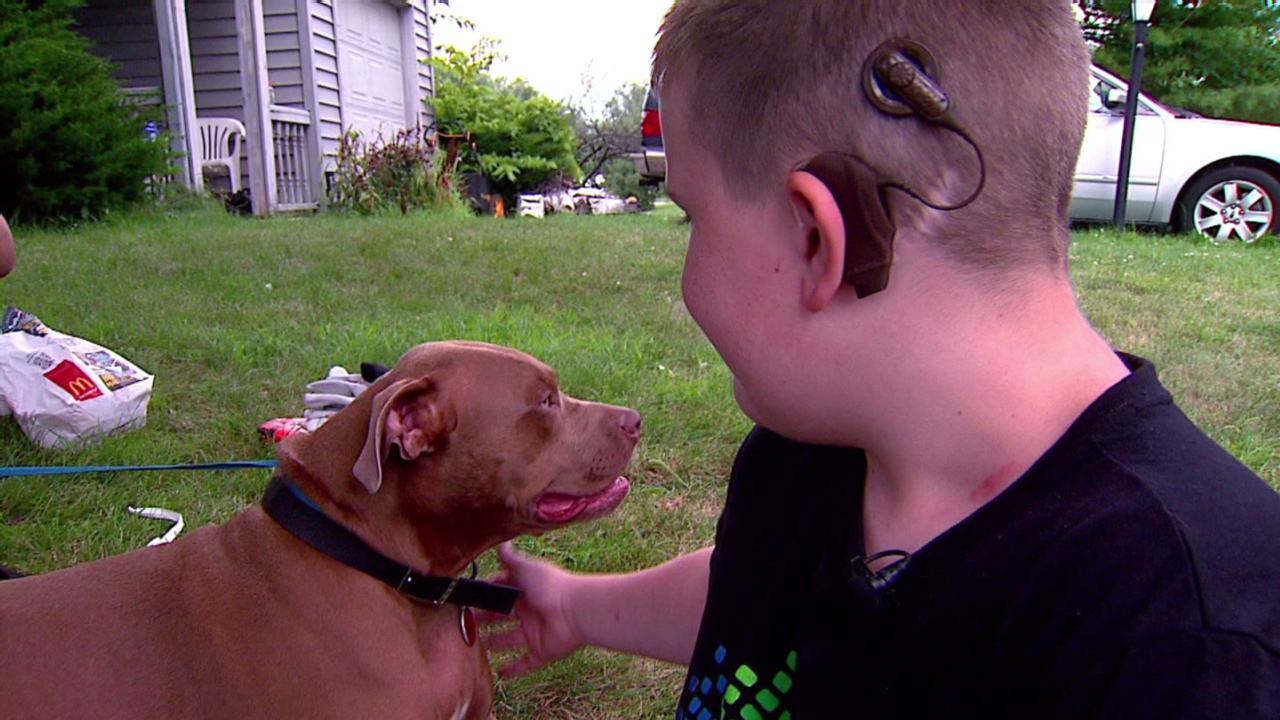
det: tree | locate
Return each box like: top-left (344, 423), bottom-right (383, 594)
top-left (430, 40), bottom-right (580, 197)
top-left (0, 0), bottom-right (172, 222)
top-left (1079, 0), bottom-right (1280, 123)
top-left (569, 82), bottom-right (649, 183)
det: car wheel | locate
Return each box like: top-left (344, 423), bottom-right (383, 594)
top-left (1179, 166), bottom-right (1280, 244)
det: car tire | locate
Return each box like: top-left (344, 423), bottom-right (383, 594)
top-left (1178, 166), bottom-right (1280, 244)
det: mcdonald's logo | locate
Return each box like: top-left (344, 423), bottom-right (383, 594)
top-left (44, 360), bottom-right (104, 402)
top-left (68, 377), bottom-right (96, 397)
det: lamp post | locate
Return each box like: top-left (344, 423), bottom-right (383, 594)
top-left (1113, 0), bottom-right (1157, 229)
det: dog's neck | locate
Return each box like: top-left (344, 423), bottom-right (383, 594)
top-left (276, 413), bottom-right (505, 578)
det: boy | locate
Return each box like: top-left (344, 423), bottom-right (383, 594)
top-left (486, 1), bottom-right (1280, 717)
top-left (0, 214), bottom-right (14, 278)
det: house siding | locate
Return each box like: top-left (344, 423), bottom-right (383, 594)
top-left (294, 0), bottom-right (438, 172)
top-left (308, 1), bottom-right (344, 171)
top-left (187, 0), bottom-right (247, 191)
top-left (188, 0), bottom-right (245, 122)
top-left (264, 0), bottom-right (305, 108)
top-left (74, 1), bottom-right (163, 91)
top-left (73, 0), bottom-right (435, 199)
top-left (411, 0), bottom-right (434, 127)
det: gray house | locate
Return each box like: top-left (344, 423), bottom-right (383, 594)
top-left (74, 0), bottom-right (438, 216)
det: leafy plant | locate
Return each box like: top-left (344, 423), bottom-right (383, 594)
top-left (603, 157), bottom-right (659, 211)
top-left (329, 124), bottom-right (459, 215)
top-left (0, 0), bottom-right (172, 222)
top-left (430, 41), bottom-right (581, 199)
top-left (1166, 84), bottom-right (1280, 125)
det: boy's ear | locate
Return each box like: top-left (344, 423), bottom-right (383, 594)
top-left (787, 171), bottom-right (848, 312)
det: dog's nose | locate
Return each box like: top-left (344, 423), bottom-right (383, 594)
top-left (617, 408), bottom-right (643, 440)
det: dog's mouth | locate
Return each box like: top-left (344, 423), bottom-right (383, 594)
top-left (533, 476), bottom-right (631, 525)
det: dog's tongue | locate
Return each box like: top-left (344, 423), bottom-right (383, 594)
top-left (539, 494), bottom-right (581, 515)
top-left (535, 493), bottom-right (588, 523)
top-left (535, 477), bottom-right (631, 524)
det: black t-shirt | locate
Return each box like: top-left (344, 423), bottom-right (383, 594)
top-left (679, 355), bottom-right (1280, 719)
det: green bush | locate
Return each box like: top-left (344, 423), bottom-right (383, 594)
top-left (329, 125), bottom-right (461, 215)
top-left (1162, 85), bottom-right (1280, 125)
top-left (0, 0), bottom-right (172, 222)
top-left (602, 157), bottom-right (658, 211)
top-left (431, 42), bottom-right (580, 198)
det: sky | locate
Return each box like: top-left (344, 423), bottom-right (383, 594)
top-left (433, 0), bottom-right (672, 112)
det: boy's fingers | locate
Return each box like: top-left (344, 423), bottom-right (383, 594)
top-left (497, 541), bottom-right (523, 568)
top-left (475, 609), bottom-right (513, 626)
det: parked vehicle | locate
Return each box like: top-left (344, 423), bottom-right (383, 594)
top-left (1076, 65), bottom-right (1279, 243)
top-left (634, 66), bottom-right (1280, 243)
top-left (631, 88), bottom-right (666, 185)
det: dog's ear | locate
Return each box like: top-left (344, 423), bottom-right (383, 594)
top-left (352, 376), bottom-right (457, 494)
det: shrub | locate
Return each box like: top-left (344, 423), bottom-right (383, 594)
top-left (0, 0), bottom-right (172, 222)
top-left (602, 157), bottom-right (659, 211)
top-left (329, 124), bottom-right (460, 215)
top-left (1162, 85), bottom-right (1280, 126)
top-left (431, 42), bottom-right (580, 199)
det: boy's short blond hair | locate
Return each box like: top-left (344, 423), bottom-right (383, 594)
top-left (653, 0), bottom-right (1091, 275)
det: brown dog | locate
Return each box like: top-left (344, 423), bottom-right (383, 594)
top-left (0, 341), bottom-right (641, 719)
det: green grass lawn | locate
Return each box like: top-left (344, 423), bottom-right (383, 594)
top-left (1, 204), bottom-right (1276, 718)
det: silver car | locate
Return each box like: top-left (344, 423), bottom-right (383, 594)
top-left (1076, 65), bottom-right (1280, 243)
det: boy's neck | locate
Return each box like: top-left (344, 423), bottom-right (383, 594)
top-left (852, 279), bottom-right (1130, 558)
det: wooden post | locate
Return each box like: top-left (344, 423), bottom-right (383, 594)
top-left (235, 0), bottom-right (277, 216)
top-left (154, 0), bottom-right (202, 191)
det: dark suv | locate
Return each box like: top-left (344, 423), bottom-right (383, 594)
top-left (630, 88), bottom-right (666, 184)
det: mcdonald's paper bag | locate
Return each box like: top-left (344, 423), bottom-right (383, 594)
top-left (0, 307), bottom-right (154, 449)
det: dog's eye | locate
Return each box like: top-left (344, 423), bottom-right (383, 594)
top-left (539, 391), bottom-right (560, 409)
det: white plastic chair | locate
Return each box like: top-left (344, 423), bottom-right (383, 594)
top-left (197, 118), bottom-right (246, 192)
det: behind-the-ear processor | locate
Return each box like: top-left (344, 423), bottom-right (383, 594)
top-left (799, 39), bottom-right (986, 298)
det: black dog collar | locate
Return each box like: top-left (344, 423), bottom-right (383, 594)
top-left (261, 476), bottom-right (521, 615)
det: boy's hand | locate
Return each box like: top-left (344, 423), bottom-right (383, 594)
top-left (481, 542), bottom-right (585, 678)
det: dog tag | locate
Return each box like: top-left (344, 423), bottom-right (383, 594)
top-left (460, 607), bottom-right (477, 647)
